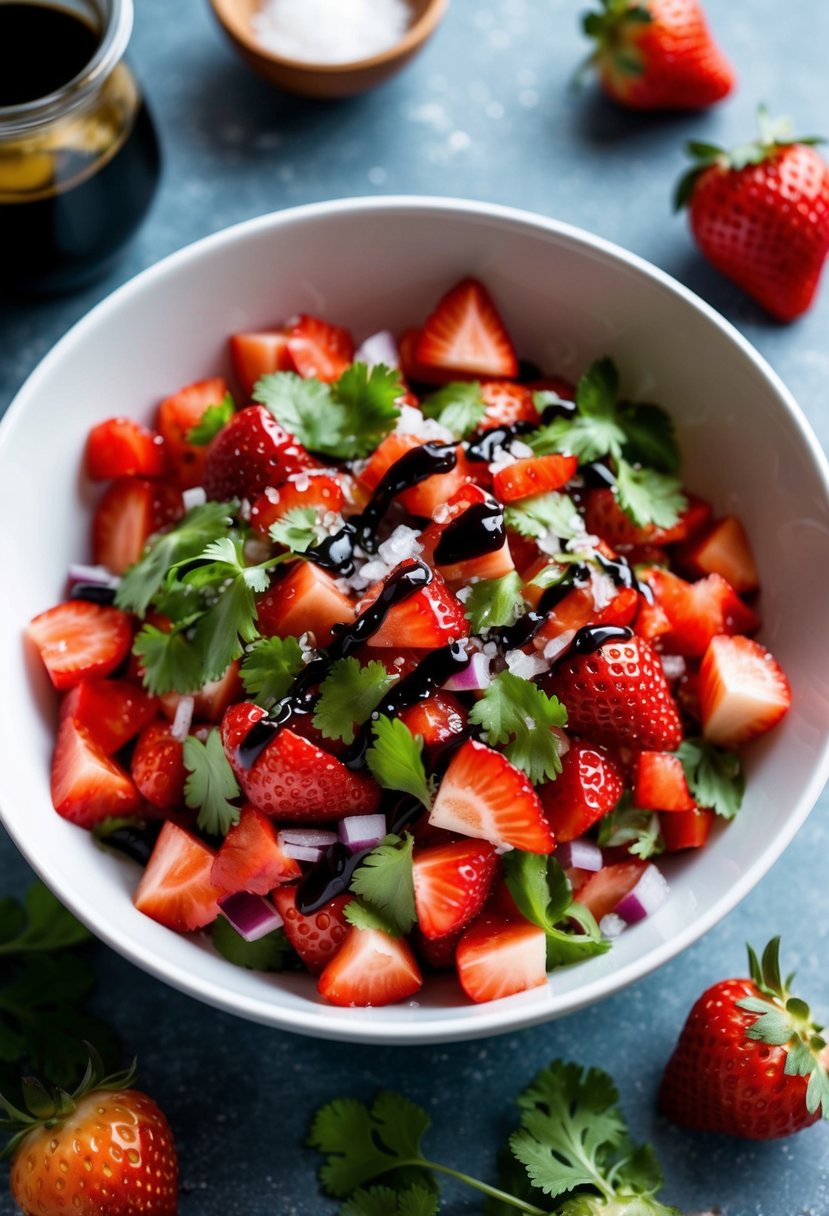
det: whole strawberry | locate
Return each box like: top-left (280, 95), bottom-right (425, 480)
top-left (580, 0), bottom-right (734, 111)
top-left (676, 110), bottom-right (829, 321)
top-left (660, 938), bottom-right (829, 1139)
top-left (3, 1053), bottom-right (178, 1215)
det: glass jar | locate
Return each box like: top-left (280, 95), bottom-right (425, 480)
top-left (0, 0), bottom-right (161, 295)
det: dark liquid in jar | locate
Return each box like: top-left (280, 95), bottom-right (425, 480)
top-left (0, 3), bottom-right (161, 295)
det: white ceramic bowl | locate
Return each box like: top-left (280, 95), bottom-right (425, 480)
top-left (2, 198), bottom-right (828, 1044)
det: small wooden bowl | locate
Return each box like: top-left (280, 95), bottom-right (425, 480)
top-left (208, 0), bottom-right (448, 99)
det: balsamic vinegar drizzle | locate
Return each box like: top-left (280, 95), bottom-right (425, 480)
top-left (433, 501), bottom-right (506, 565)
top-left (353, 441), bottom-right (457, 551)
top-left (69, 582), bottom-right (118, 605)
top-left (465, 422), bottom-right (536, 463)
top-left (571, 623), bottom-right (634, 655)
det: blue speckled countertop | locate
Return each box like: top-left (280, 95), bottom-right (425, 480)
top-left (1, 1), bottom-right (828, 1212)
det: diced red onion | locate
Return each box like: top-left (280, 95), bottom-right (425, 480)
top-left (614, 865), bottom-right (670, 925)
top-left (278, 828), bottom-right (338, 863)
top-left (169, 696), bottom-right (194, 744)
top-left (556, 840), bottom-right (603, 873)
top-left (338, 814), bottom-right (386, 853)
top-left (599, 912), bottom-right (627, 940)
top-left (540, 629), bottom-right (577, 662)
top-left (67, 563), bottom-right (120, 592)
top-left (442, 651), bottom-right (492, 692)
top-left (354, 330), bottom-right (400, 369)
top-left (218, 891), bottom-right (284, 941)
top-left (182, 486), bottom-right (207, 511)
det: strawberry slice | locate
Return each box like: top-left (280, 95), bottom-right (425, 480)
top-left (131, 720), bottom-right (187, 810)
top-left (413, 839), bottom-right (498, 940)
top-left (92, 477), bottom-right (184, 575)
top-left (230, 329), bottom-right (295, 397)
top-left (202, 405), bottom-right (319, 501)
top-left (415, 279), bottom-right (518, 379)
top-left (156, 377), bottom-right (230, 490)
top-left (286, 314), bottom-right (354, 382)
top-left (492, 455), bottom-right (578, 503)
top-left (317, 926), bottom-right (422, 1006)
top-left (399, 692), bottom-right (467, 752)
top-left (357, 432), bottom-right (467, 518)
top-left (412, 925), bottom-right (463, 970)
top-left (134, 821), bottom-right (222, 932)
top-left (428, 739), bottom-right (555, 853)
top-left (356, 561), bottom-right (468, 650)
top-left (272, 886), bottom-right (350, 975)
top-left (679, 515), bottom-right (759, 594)
top-left (632, 751), bottom-right (696, 812)
top-left (479, 381), bottom-right (539, 427)
top-left (643, 567), bottom-right (760, 656)
top-left (540, 742), bottom-right (624, 843)
top-left (211, 804), bottom-right (301, 895)
top-left (634, 595), bottom-right (672, 641)
top-left (455, 916), bottom-right (547, 1004)
top-left (420, 483), bottom-right (516, 585)
top-left (699, 635), bottom-right (791, 747)
top-left (60, 678), bottom-right (157, 754)
top-left (660, 806), bottom-right (716, 851)
top-left (250, 473), bottom-right (344, 537)
top-left (28, 600), bottom-right (133, 690)
top-left (85, 417), bottom-right (165, 480)
top-left (584, 489), bottom-right (712, 549)
top-left (256, 560), bottom-right (354, 647)
top-left (51, 717), bottom-right (142, 826)
top-left (574, 860), bottom-right (648, 923)
top-left (549, 633), bottom-right (683, 751)
top-left (222, 705), bottom-right (381, 820)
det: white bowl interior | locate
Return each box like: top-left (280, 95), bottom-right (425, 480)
top-left (2, 198), bottom-right (828, 1043)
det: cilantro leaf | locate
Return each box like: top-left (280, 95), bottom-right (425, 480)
top-left (469, 671), bottom-right (567, 785)
top-left (618, 401), bottom-right (679, 474)
top-left (254, 371), bottom-right (336, 453)
top-left (212, 917), bottom-right (292, 971)
top-left (132, 624), bottom-right (205, 696)
top-left (240, 635), bottom-right (305, 706)
top-left (115, 501), bottom-right (235, 616)
top-left (502, 852), bottom-right (607, 969)
top-left (183, 728), bottom-right (241, 837)
top-left (597, 795), bottom-right (664, 860)
top-left (465, 571), bottom-right (526, 633)
top-left (0, 883), bottom-right (89, 957)
top-left (343, 1184), bottom-right (438, 1216)
top-left (269, 507), bottom-right (319, 553)
top-left (504, 492), bottom-right (585, 544)
top-left (613, 460), bottom-right (687, 530)
top-left (559, 358), bottom-right (628, 464)
top-left (347, 834), bottom-right (416, 937)
top-left (525, 416), bottom-right (580, 458)
top-left (191, 569), bottom-right (262, 683)
top-left (676, 737), bottom-right (744, 820)
top-left (366, 716), bottom-right (432, 808)
top-left (185, 392), bottom-right (235, 445)
top-left (309, 1091), bottom-right (434, 1199)
top-left (313, 658), bottom-right (398, 745)
top-left (421, 382), bottom-right (486, 439)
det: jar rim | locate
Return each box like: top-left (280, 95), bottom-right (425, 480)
top-left (0, 0), bottom-right (134, 134)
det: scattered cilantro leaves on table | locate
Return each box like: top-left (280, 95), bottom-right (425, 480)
top-left (313, 658), bottom-right (399, 745)
top-left (240, 635), bottom-right (305, 706)
top-left (465, 571), bottom-right (526, 633)
top-left (345, 834), bottom-right (416, 937)
top-left (365, 716), bottom-right (432, 809)
top-left (675, 738), bottom-right (744, 819)
top-left (421, 382), bottom-right (486, 439)
top-left (342, 1183), bottom-right (439, 1216)
top-left (185, 392), bottom-right (235, 445)
top-left (597, 795), bottom-right (664, 860)
top-left (469, 672), bottom-right (567, 785)
top-left (183, 728), bottom-right (241, 837)
top-left (502, 852), bottom-right (607, 969)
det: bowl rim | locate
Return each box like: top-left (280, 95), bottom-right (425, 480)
top-left (2, 195), bottom-right (828, 1044)
top-left (209, 0), bottom-right (449, 76)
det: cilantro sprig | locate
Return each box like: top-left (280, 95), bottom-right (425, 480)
top-left (345, 833), bottom-right (416, 937)
top-left (365, 717), bottom-right (432, 809)
top-left (504, 492), bottom-right (586, 546)
top-left (469, 671), bottom-right (568, 785)
top-left (240, 635), bottom-right (305, 706)
top-left (313, 659), bottom-right (399, 745)
top-left (465, 571), bottom-right (527, 633)
top-left (597, 795), bottom-right (664, 860)
top-left (183, 728), bottom-right (242, 837)
top-left (675, 737), bottom-right (744, 820)
top-left (421, 382), bottom-right (486, 439)
top-left (253, 363), bottom-right (403, 459)
top-left (502, 852), bottom-right (608, 969)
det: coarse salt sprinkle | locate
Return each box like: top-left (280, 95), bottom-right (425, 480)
top-left (251, 0), bottom-right (412, 65)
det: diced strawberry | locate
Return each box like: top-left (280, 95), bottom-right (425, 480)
top-left (698, 635), bottom-right (791, 747)
top-left (50, 717), bottom-right (142, 826)
top-left (411, 926), bottom-right (463, 971)
top-left (222, 707), bottom-right (380, 820)
top-left (532, 585), bottom-right (596, 648)
top-left (549, 633), bottom-right (683, 751)
top-left (317, 926), bottom-right (422, 1007)
top-left (492, 455), bottom-right (578, 503)
top-left (272, 886), bottom-right (350, 975)
top-left (479, 381), bottom-right (539, 427)
top-left (592, 586), bottom-right (641, 628)
top-left (540, 742), bottom-right (624, 842)
top-left (250, 473), bottom-right (344, 537)
top-left (356, 561), bottom-right (468, 650)
top-left (92, 477), bottom-right (184, 575)
top-left (131, 720), bottom-right (187, 810)
top-left (413, 839), bottom-right (498, 940)
top-left (229, 329), bottom-right (295, 397)
top-left (134, 820), bottom-right (222, 931)
top-left (85, 417), bottom-right (166, 480)
top-left (399, 692), bottom-right (468, 751)
top-left (156, 377), bottom-right (230, 490)
top-left (633, 751), bottom-right (696, 812)
top-left (415, 279), bottom-right (518, 380)
top-left (286, 314), bottom-right (354, 383)
top-left (634, 594), bottom-right (672, 640)
top-left (679, 516), bottom-right (759, 594)
top-left (211, 804), bottom-right (300, 895)
top-left (574, 859), bottom-right (648, 923)
top-left (60, 678), bottom-right (157, 754)
top-left (660, 806), bottom-right (716, 851)
top-left (160, 661), bottom-right (244, 726)
top-left (644, 567), bottom-right (760, 656)
top-left (27, 600), bottom-right (133, 690)
top-left (429, 739), bottom-right (555, 853)
top-left (455, 916), bottom-right (547, 1004)
top-left (399, 327), bottom-right (455, 386)
top-left (202, 405), bottom-right (319, 501)
top-left (257, 561), bottom-right (354, 647)
top-left (419, 483), bottom-right (515, 585)
top-left (584, 489), bottom-right (712, 549)
top-left (357, 432), bottom-right (466, 519)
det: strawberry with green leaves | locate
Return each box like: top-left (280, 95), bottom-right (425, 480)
top-left (676, 109), bottom-right (829, 321)
top-left (660, 937), bottom-right (829, 1139)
